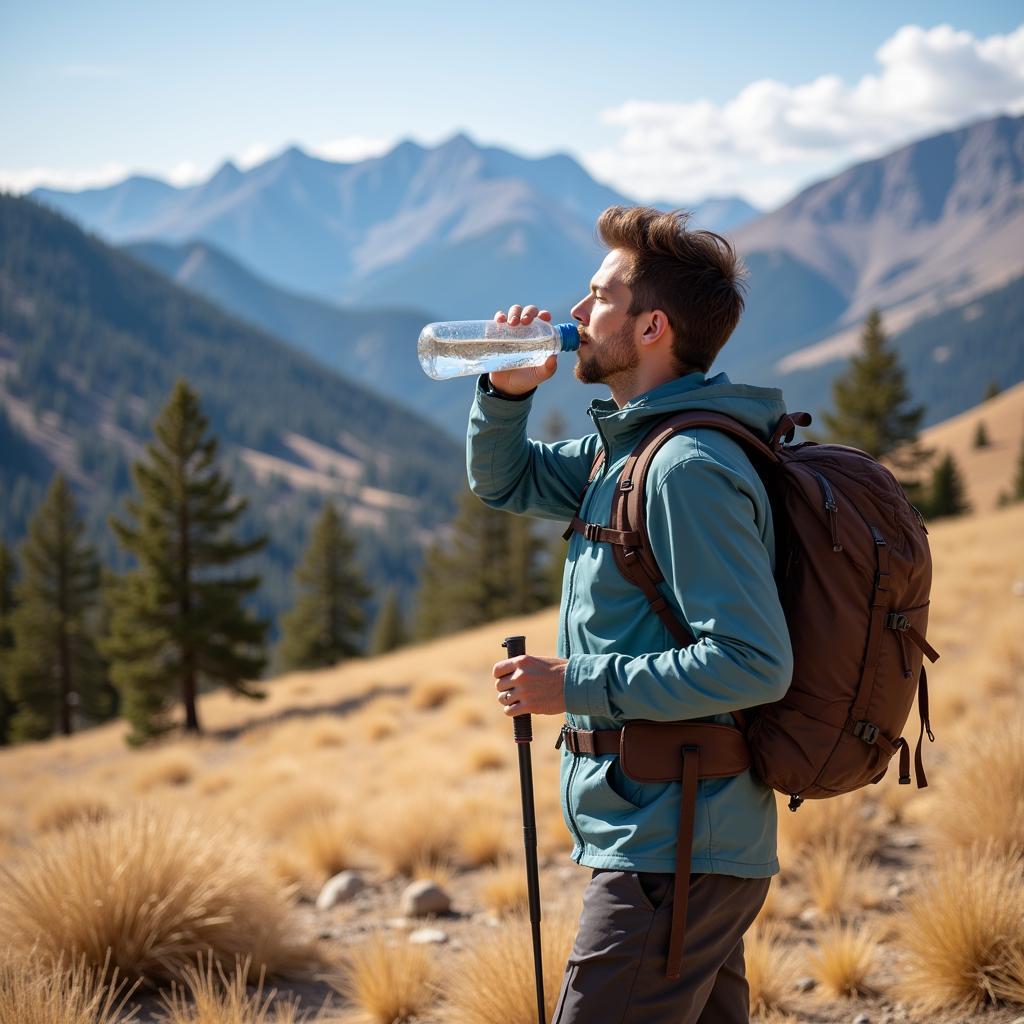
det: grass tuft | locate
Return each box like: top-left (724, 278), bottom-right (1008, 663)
top-left (744, 922), bottom-right (798, 1017)
top-left (0, 949), bottom-right (140, 1024)
top-left (155, 951), bottom-right (309, 1023)
top-left (332, 931), bottom-right (438, 1023)
top-left (441, 911), bottom-right (577, 1024)
top-left (894, 842), bottom-right (1024, 1013)
top-left (30, 787), bottom-right (115, 834)
top-left (0, 804), bottom-right (320, 984)
top-left (132, 748), bottom-right (198, 792)
top-left (807, 922), bottom-right (879, 998)
top-left (479, 858), bottom-right (528, 916)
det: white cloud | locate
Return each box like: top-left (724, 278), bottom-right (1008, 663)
top-left (583, 22), bottom-right (1024, 209)
top-left (0, 162), bottom-right (132, 194)
top-left (311, 135), bottom-right (393, 163)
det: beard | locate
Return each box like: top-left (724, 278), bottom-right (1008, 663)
top-left (574, 315), bottom-right (640, 386)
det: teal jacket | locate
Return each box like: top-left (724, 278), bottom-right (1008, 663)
top-left (466, 370), bottom-right (793, 876)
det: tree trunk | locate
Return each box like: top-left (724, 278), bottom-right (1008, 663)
top-left (182, 661), bottom-right (201, 733)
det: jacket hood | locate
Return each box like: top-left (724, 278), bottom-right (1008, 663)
top-left (587, 371), bottom-right (788, 455)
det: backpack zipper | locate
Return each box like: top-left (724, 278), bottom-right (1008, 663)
top-left (811, 470), bottom-right (843, 552)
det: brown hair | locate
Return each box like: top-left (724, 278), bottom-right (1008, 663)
top-left (596, 205), bottom-right (747, 373)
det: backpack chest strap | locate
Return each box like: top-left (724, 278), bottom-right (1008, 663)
top-left (567, 517), bottom-right (641, 548)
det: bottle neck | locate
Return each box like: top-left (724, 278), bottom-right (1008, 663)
top-left (554, 322), bottom-right (580, 352)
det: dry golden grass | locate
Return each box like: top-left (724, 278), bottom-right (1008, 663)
top-left (194, 769), bottom-right (235, 798)
top-left (410, 852), bottom-right (457, 887)
top-left (132, 748), bottom-right (199, 792)
top-left (441, 910), bottom-right (576, 1024)
top-left (332, 931), bottom-right (438, 1023)
top-left (155, 952), bottom-right (308, 1024)
top-left (0, 950), bottom-right (140, 1024)
top-left (29, 786), bottom-right (115, 834)
top-left (800, 839), bottom-right (869, 918)
top-left (364, 795), bottom-right (463, 877)
top-left (257, 785), bottom-right (342, 838)
top-left (479, 858), bottom-right (529, 916)
top-left (363, 714), bottom-right (396, 742)
top-left (744, 922), bottom-right (798, 1017)
top-left (0, 805), bottom-right (319, 984)
top-left (307, 717), bottom-right (347, 749)
top-left (929, 711), bottom-right (1024, 854)
top-left (410, 676), bottom-right (464, 711)
top-left (457, 815), bottom-right (514, 868)
top-left (289, 811), bottom-right (359, 881)
top-left (895, 843), bottom-right (1024, 1013)
top-left (464, 740), bottom-right (506, 773)
top-left (776, 789), bottom-right (876, 865)
top-left (807, 922), bottom-right (879, 998)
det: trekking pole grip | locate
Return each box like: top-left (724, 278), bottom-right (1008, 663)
top-left (503, 635), bottom-right (532, 743)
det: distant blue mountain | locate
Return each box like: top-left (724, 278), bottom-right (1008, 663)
top-left (652, 195), bottom-right (761, 233)
top-left (33, 133), bottom-right (630, 316)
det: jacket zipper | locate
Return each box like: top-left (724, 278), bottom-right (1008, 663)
top-left (561, 411), bottom-right (613, 859)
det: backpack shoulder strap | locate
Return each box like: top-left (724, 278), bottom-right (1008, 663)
top-left (608, 411), bottom-right (786, 643)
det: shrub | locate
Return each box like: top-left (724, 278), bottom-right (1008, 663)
top-left (332, 932), bottom-right (437, 1024)
top-left (894, 843), bottom-right (1024, 1013)
top-left (0, 805), bottom-right (319, 984)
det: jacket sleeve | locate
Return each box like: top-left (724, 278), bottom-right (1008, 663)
top-left (466, 377), bottom-right (600, 521)
top-left (562, 450), bottom-right (793, 720)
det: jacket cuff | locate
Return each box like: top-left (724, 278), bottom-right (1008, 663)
top-left (476, 374), bottom-right (536, 404)
top-left (564, 654), bottom-right (613, 718)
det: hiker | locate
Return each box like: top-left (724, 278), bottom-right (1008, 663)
top-left (467, 205), bottom-right (794, 1023)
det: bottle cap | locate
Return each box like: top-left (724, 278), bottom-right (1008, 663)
top-left (555, 323), bottom-right (580, 351)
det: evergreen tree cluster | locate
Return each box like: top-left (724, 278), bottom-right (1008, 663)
top-left (0, 373), bottom-right (568, 748)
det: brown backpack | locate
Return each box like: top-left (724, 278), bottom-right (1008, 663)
top-left (565, 409), bottom-right (939, 811)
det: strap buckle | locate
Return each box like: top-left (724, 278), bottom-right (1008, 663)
top-left (584, 522), bottom-right (601, 542)
top-left (853, 720), bottom-right (879, 744)
top-left (886, 612), bottom-right (910, 631)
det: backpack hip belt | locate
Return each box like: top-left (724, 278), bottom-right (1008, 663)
top-left (558, 720), bottom-right (750, 980)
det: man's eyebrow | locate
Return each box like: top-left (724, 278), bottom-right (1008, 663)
top-left (590, 282), bottom-right (609, 294)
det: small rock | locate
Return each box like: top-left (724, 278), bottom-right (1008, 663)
top-left (889, 833), bottom-right (919, 850)
top-left (886, 883), bottom-right (904, 901)
top-left (386, 917), bottom-right (412, 930)
top-left (409, 927), bottom-right (449, 945)
top-left (316, 870), bottom-right (366, 910)
top-left (853, 1014), bottom-right (871, 1024)
top-left (799, 906), bottom-right (820, 923)
top-left (401, 879), bottom-right (452, 917)
top-left (1011, 580), bottom-right (1024, 598)
top-left (794, 976), bottom-right (817, 993)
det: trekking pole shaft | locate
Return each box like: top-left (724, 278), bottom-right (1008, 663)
top-left (503, 634), bottom-right (546, 1024)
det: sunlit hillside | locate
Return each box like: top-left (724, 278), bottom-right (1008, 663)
top-left (2, 433), bottom-right (1023, 1021)
top-left (915, 379), bottom-right (1024, 512)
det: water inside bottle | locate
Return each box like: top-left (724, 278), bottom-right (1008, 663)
top-left (424, 339), bottom-right (555, 379)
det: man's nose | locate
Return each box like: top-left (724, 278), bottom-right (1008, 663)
top-left (571, 297), bottom-right (590, 324)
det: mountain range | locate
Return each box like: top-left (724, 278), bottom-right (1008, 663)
top-left (0, 194), bottom-right (464, 650)
top-left (29, 114), bottom-right (1024, 437)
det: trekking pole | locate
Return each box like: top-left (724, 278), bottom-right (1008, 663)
top-left (502, 634), bottom-right (545, 1024)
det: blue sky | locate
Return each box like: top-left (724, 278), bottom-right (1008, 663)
top-left (2, 1), bottom-right (1022, 207)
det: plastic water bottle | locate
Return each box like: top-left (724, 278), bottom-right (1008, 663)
top-left (418, 319), bottom-right (580, 380)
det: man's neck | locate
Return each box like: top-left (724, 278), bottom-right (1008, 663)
top-left (609, 364), bottom-right (701, 408)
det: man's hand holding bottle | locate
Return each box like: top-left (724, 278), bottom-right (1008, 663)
top-left (488, 304), bottom-right (558, 396)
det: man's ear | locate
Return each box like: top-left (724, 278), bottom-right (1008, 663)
top-left (640, 310), bottom-right (672, 348)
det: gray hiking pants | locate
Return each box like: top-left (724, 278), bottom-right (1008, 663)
top-left (551, 869), bottom-right (771, 1023)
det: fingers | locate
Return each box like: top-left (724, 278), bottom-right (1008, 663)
top-left (493, 657), bottom-right (520, 680)
top-left (493, 305), bottom-right (551, 326)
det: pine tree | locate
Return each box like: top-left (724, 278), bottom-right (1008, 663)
top-left (412, 490), bottom-right (549, 638)
top-left (0, 540), bottom-right (18, 745)
top-left (6, 474), bottom-right (107, 740)
top-left (822, 309), bottom-right (928, 471)
top-left (102, 378), bottom-right (269, 744)
top-left (370, 588), bottom-right (406, 655)
top-left (973, 420), bottom-right (990, 448)
top-left (412, 538), bottom-right (454, 640)
top-left (275, 500), bottom-right (372, 670)
top-left (924, 452), bottom-right (971, 520)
